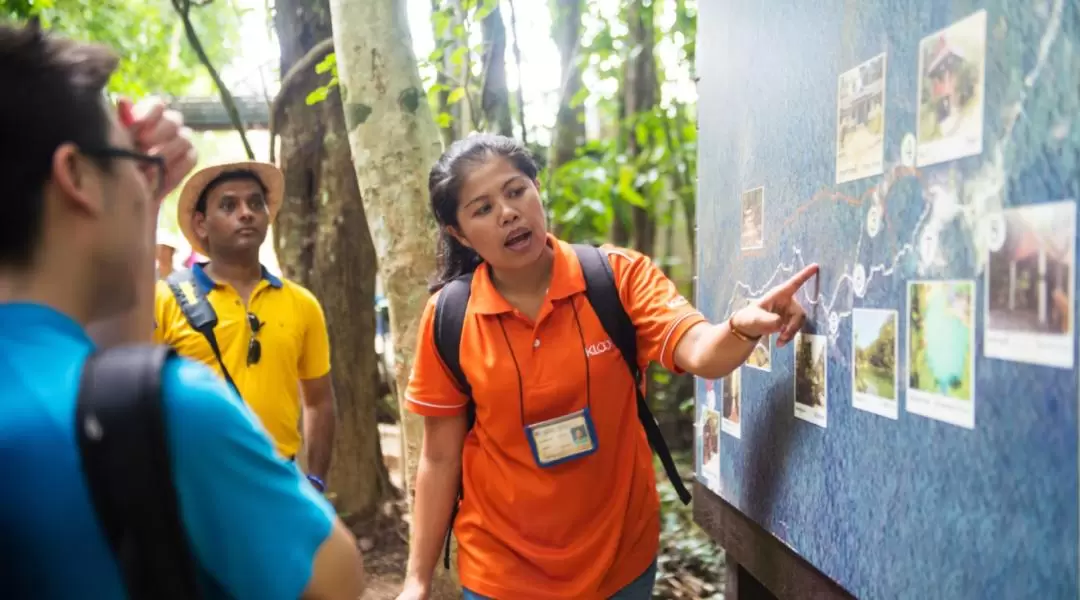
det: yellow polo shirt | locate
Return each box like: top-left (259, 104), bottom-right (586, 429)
top-left (153, 264), bottom-right (331, 458)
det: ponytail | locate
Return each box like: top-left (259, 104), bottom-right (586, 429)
top-left (429, 232), bottom-right (481, 293)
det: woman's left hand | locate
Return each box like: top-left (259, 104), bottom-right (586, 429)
top-left (731, 264), bottom-right (819, 347)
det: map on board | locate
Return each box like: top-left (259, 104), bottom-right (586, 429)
top-left (693, 2), bottom-right (1078, 598)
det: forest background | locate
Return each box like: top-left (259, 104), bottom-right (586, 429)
top-left (0, 0), bottom-right (719, 597)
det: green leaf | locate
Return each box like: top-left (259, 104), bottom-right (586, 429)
top-left (447, 86), bottom-right (466, 105)
top-left (432, 10), bottom-right (452, 39)
top-left (474, 0), bottom-right (498, 21)
top-left (314, 52), bottom-right (337, 75)
top-left (305, 86), bottom-right (330, 106)
top-left (436, 111), bottom-right (454, 128)
top-left (450, 45), bottom-right (468, 67)
top-left (617, 166), bottom-right (648, 208)
top-left (569, 87), bottom-right (590, 109)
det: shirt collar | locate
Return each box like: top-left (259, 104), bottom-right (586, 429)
top-left (192, 262), bottom-right (284, 294)
top-left (0, 302), bottom-right (92, 346)
top-left (469, 234), bottom-right (586, 315)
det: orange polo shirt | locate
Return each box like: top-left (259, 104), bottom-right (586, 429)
top-left (406, 235), bottom-right (705, 599)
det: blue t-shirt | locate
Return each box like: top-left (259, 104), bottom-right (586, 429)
top-left (0, 303), bottom-right (336, 598)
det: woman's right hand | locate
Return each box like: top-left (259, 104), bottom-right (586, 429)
top-left (395, 577), bottom-right (431, 600)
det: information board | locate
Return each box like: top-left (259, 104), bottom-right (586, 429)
top-left (693, 1), bottom-right (1079, 598)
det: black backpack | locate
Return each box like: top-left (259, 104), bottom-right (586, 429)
top-left (76, 344), bottom-right (202, 599)
top-left (433, 243), bottom-right (692, 569)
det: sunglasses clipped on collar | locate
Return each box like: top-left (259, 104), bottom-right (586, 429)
top-left (247, 312), bottom-right (262, 366)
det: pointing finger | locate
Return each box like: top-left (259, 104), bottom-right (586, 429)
top-left (768, 264), bottom-right (819, 300)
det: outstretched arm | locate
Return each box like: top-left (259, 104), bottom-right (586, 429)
top-left (674, 264), bottom-right (819, 379)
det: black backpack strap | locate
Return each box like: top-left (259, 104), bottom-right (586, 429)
top-left (432, 274), bottom-right (476, 569)
top-left (572, 244), bottom-right (692, 505)
top-left (76, 344), bottom-right (202, 600)
top-left (165, 269), bottom-right (241, 400)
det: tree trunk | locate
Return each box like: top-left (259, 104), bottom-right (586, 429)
top-left (549, 0), bottom-right (585, 169)
top-left (621, 0), bottom-right (659, 255)
top-left (480, 4), bottom-right (512, 137)
top-left (328, 0), bottom-right (458, 596)
top-left (273, 0), bottom-right (393, 527)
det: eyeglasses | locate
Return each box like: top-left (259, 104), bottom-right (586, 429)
top-left (247, 312), bottom-right (262, 366)
top-left (82, 147), bottom-right (166, 197)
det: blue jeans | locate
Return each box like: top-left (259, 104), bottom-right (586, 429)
top-left (462, 558), bottom-right (658, 600)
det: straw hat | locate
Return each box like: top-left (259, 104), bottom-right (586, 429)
top-left (177, 161), bottom-right (284, 256)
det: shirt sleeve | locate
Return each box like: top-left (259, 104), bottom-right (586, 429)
top-left (606, 246), bottom-right (706, 372)
top-left (152, 280), bottom-right (173, 345)
top-left (404, 293), bottom-right (471, 417)
top-left (297, 287), bottom-right (331, 380)
top-left (162, 357), bottom-right (336, 600)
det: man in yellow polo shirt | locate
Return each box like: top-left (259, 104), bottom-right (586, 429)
top-left (153, 161), bottom-right (336, 493)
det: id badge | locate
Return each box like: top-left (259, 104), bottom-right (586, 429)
top-left (525, 407), bottom-right (599, 468)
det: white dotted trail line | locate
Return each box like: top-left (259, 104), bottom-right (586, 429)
top-left (723, 6), bottom-right (1062, 329)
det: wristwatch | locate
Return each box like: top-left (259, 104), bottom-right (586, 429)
top-left (306, 474), bottom-right (326, 493)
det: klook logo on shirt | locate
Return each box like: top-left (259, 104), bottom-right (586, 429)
top-left (585, 339), bottom-right (616, 358)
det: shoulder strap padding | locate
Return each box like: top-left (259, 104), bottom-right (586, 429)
top-left (164, 269), bottom-right (241, 400)
top-left (77, 344), bottom-right (202, 600)
top-left (433, 274), bottom-right (474, 399)
top-left (572, 244), bottom-right (692, 505)
top-left (165, 269), bottom-right (218, 331)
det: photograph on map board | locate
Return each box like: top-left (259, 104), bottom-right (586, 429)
top-left (836, 52), bottom-right (886, 184)
top-left (852, 309), bottom-right (899, 419)
top-left (721, 368), bottom-right (742, 438)
top-left (702, 408), bottom-right (720, 487)
top-left (916, 9), bottom-right (987, 167)
top-left (746, 335), bottom-right (772, 371)
top-left (740, 186), bottom-right (765, 250)
top-left (794, 332), bottom-right (828, 427)
top-left (907, 280), bottom-right (976, 428)
top-left (694, 398), bottom-right (704, 481)
top-left (985, 201), bottom-right (1076, 369)
top-left (705, 377), bottom-right (719, 410)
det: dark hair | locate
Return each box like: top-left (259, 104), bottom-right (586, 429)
top-left (0, 19), bottom-right (119, 268)
top-left (427, 133), bottom-right (539, 292)
top-left (195, 170), bottom-right (268, 214)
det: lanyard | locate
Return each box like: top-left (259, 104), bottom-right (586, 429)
top-left (495, 298), bottom-right (593, 428)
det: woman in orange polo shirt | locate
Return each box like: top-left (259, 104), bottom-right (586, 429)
top-left (398, 135), bottom-right (817, 600)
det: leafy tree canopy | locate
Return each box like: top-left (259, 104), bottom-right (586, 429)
top-left (0, 0), bottom-right (240, 98)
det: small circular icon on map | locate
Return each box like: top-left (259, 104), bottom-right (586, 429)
top-left (985, 213), bottom-right (1007, 252)
top-left (866, 205), bottom-right (882, 238)
top-left (901, 133), bottom-right (917, 167)
top-left (852, 264), bottom-right (867, 298)
top-left (828, 311), bottom-right (840, 336)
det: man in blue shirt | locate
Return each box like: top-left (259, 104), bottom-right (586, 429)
top-left (0, 20), bottom-right (364, 599)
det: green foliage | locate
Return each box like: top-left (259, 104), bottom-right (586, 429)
top-left (0, 0), bottom-right (239, 98)
top-left (305, 51), bottom-right (339, 106)
top-left (655, 455), bottom-right (723, 599)
top-left (545, 105), bottom-right (697, 246)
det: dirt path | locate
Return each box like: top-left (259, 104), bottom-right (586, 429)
top-left (355, 424), bottom-right (408, 599)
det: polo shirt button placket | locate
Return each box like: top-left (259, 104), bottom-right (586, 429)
top-left (533, 338), bottom-right (540, 349)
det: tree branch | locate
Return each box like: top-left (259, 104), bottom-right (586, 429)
top-left (506, 0), bottom-right (528, 144)
top-left (268, 37), bottom-right (336, 163)
top-left (171, 0), bottom-right (256, 160)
